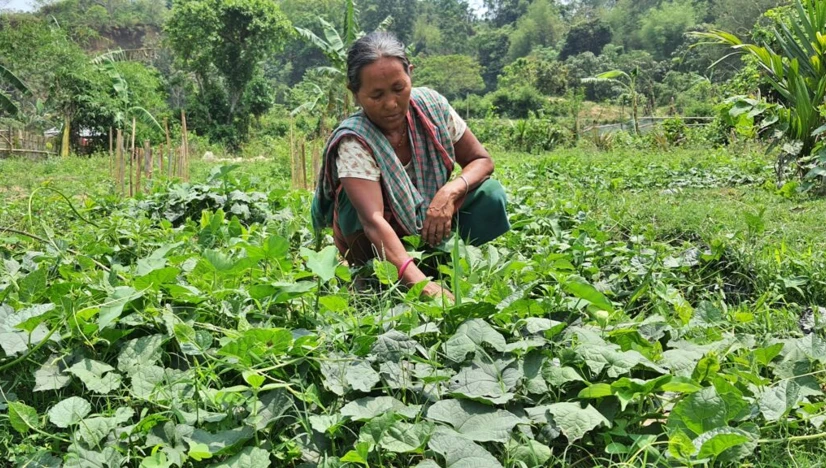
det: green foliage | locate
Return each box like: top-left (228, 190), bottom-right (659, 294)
top-left (490, 85), bottom-right (546, 119)
top-left (639, 0), bottom-right (699, 60)
top-left (695, 0), bottom-right (826, 176)
top-left (166, 0), bottom-right (292, 148)
top-left (498, 55), bottom-right (568, 96)
top-left (506, 0), bottom-right (565, 62)
top-left (560, 18), bottom-right (613, 60)
top-left (413, 55), bottom-right (485, 101)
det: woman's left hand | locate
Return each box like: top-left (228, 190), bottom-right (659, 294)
top-left (422, 187), bottom-right (456, 246)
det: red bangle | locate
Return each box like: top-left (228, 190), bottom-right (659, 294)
top-left (398, 257), bottom-right (415, 280)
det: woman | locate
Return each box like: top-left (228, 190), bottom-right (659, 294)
top-left (312, 31), bottom-right (509, 298)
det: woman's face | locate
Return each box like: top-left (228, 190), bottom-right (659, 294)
top-left (353, 57), bottom-right (412, 132)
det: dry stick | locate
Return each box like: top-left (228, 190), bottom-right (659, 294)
top-left (158, 143), bottom-right (163, 176)
top-left (289, 117), bottom-right (296, 188)
top-left (300, 139), bottom-right (307, 190)
top-left (136, 148), bottom-right (143, 194)
top-left (181, 110), bottom-right (189, 182)
top-left (108, 127), bottom-right (113, 177)
top-left (312, 143), bottom-right (320, 190)
top-left (164, 118), bottom-right (172, 178)
top-left (129, 117), bottom-right (136, 197)
top-left (144, 140), bottom-right (151, 183)
top-left (117, 129), bottom-right (124, 195)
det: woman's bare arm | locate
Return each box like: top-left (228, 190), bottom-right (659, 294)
top-left (341, 177), bottom-right (448, 296)
top-left (421, 128), bottom-right (494, 246)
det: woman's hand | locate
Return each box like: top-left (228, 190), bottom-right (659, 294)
top-left (422, 185), bottom-right (458, 246)
top-left (422, 281), bottom-right (455, 302)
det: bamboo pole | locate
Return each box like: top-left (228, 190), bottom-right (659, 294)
top-left (164, 118), bottom-right (172, 178)
top-left (117, 129), bottom-right (124, 195)
top-left (312, 143), bottom-right (320, 190)
top-left (300, 139), bottom-right (307, 190)
top-left (129, 117), bottom-right (136, 197)
top-left (108, 127), bottom-right (113, 177)
top-left (289, 117), bottom-right (296, 188)
top-left (136, 147), bottom-right (143, 195)
top-left (158, 143), bottom-right (163, 176)
top-left (144, 140), bottom-right (152, 182)
top-left (181, 110), bottom-right (189, 181)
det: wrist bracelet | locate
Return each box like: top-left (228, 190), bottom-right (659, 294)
top-left (398, 257), bottom-right (415, 280)
top-left (458, 175), bottom-right (469, 196)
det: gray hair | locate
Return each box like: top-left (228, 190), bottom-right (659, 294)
top-left (346, 31), bottom-right (410, 93)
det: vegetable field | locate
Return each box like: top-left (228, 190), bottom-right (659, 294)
top-left (2, 146), bottom-right (826, 467)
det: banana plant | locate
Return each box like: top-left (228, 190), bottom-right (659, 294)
top-left (293, 0), bottom-right (393, 120)
top-left (583, 68), bottom-right (641, 135)
top-left (693, 0), bottom-right (826, 171)
top-left (0, 63), bottom-right (32, 117)
top-left (92, 50), bottom-right (163, 135)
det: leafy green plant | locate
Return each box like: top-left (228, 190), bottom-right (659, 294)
top-left (694, 0), bottom-right (826, 177)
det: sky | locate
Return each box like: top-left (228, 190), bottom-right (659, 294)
top-left (3, 0), bottom-right (36, 11)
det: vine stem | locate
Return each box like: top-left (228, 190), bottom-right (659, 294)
top-left (759, 431), bottom-right (826, 444)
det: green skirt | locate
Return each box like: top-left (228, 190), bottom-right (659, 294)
top-left (335, 178), bottom-right (510, 247)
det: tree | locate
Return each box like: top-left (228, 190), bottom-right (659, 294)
top-left (560, 18), bottom-right (612, 59)
top-left (413, 55), bottom-right (485, 100)
top-left (472, 26), bottom-right (511, 91)
top-left (484, 0), bottom-right (530, 27)
top-left (360, 0), bottom-right (416, 43)
top-left (498, 55), bottom-right (568, 96)
top-left (166, 0), bottom-right (292, 146)
top-left (412, 0), bottom-right (475, 55)
top-left (507, 0), bottom-right (566, 61)
top-left (639, 0), bottom-right (698, 60)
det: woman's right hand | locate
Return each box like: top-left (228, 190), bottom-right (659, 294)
top-left (422, 282), bottom-right (455, 302)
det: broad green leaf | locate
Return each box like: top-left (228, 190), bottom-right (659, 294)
top-left (18, 267), bottom-right (47, 302)
top-left (345, 360), bottom-right (380, 392)
top-left (448, 359), bottom-right (519, 405)
top-left (0, 303), bottom-right (55, 356)
top-left (668, 430), bottom-right (696, 460)
top-left (507, 439), bottom-right (552, 466)
top-left (578, 383), bottom-right (613, 399)
top-left (428, 427), bottom-right (503, 468)
top-left (33, 356), bottom-right (71, 392)
top-left (661, 376), bottom-right (703, 394)
top-left (140, 452), bottom-right (172, 468)
top-left (528, 403), bottom-right (610, 441)
top-left (759, 380), bottom-right (801, 421)
top-left (341, 396), bottom-right (407, 421)
top-left (8, 401), bottom-right (39, 434)
top-left (186, 426), bottom-right (255, 457)
top-left (246, 390), bottom-right (293, 431)
top-left (564, 278), bottom-right (613, 312)
top-left (117, 334), bottom-right (165, 375)
top-left (371, 330), bottom-right (418, 362)
top-left (522, 351), bottom-right (548, 394)
top-left (379, 421), bottom-right (431, 453)
top-left (543, 365), bottom-right (585, 387)
top-left (301, 246), bottom-right (339, 282)
top-left (76, 407), bottom-right (134, 445)
top-left (373, 259), bottom-right (398, 284)
top-left (64, 445), bottom-right (123, 468)
top-left (445, 319), bottom-right (506, 362)
top-left (309, 414), bottom-right (343, 434)
top-left (98, 286), bottom-right (143, 330)
top-left (67, 358), bottom-right (122, 394)
top-left (206, 446), bottom-right (270, 467)
top-left (426, 399), bottom-right (526, 442)
top-left (753, 343), bottom-right (784, 366)
top-left (693, 426), bottom-right (756, 461)
top-left (669, 385), bottom-right (748, 436)
top-left (48, 396), bottom-right (91, 428)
